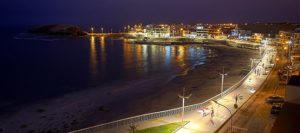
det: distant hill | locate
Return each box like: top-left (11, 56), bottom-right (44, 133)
top-left (30, 24), bottom-right (88, 36)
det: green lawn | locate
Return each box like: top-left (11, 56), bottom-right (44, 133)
top-left (136, 121), bottom-right (188, 133)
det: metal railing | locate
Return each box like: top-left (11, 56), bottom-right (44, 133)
top-left (71, 63), bottom-right (257, 133)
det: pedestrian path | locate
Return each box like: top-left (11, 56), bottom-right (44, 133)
top-left (74, 46), bottom-right (276, 133)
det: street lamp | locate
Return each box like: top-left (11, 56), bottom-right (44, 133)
top-left (219, 67), bottom-right (229, 97)
top-left (259, 45), bottom-right (262, 58)
top-left (250, 58), bottom-right (261, 70)
top-left (211, 100), bottom-right (233, 133)
top-left (178, 88), bottom-right (192, 124)
top-left (101, 27), bottom-right (104, 33)
top-left (91, 27), bottom-right (94, 34)
top-left (250, 58), bottom-right (255, 70)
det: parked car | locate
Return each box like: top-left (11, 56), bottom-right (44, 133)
top-left (271, 103), bottom-right (282, 115)
top-left (266, 95), bottom-right (284, 104)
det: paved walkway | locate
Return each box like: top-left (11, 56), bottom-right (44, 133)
top-left (76, 46), bottom-right (276, 133)
top-left (217, 46), bottom-right (286, 133)
top-left (176, 46), bottom-right (276, 133)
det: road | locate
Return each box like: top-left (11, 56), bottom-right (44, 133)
top-left (217, 45), bottom-right (286, 133)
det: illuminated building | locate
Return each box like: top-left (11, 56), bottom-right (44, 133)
top-left (144, 24), bottom-right (171, 38)
top-left (170, 24), bottom-right (190, 37)
top-left (208, 26), bottom-right (222, 38)
top-left (293, 28), bottom-right (300, 46)
top-left (231, 29), bottom-right (252, 40)
top-left (251, 33), bottom-right (264, 43)
top-left (277, 30), bottom-right (293, 45)
top-left (195, 24), bottom-right (209, 38)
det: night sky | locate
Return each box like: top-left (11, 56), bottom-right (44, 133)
top-left (0, 0), bottom-right (299, 29)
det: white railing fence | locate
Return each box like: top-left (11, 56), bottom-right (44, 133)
top-left (71, 61), bottom-right (260, 133)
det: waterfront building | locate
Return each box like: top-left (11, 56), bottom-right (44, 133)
top-left (250, 33), bottom-right (264, 43)
top-left (231, 29), bottom-right (252, 40)
top-left (170, 24), bottom-right (191, 37)
top-left (220, 23), bottom-right (237, 35)
top-left (195, 24), bottom-right (209, 38)
top-left (207, 25), bottom-right (223, 38)
top-left (128, 24), bottom-right (147, 37)
top-left (144, 24), bottom-right (171, 38)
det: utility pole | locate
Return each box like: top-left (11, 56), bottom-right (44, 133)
top-left (219, 67), bottom-right (229, 97)
top-left (178, 88), bottom-right (192, 124)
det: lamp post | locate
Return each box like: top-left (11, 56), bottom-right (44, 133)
top-left (219, 67), bottom-right (229, 97)
top-left (250, 58), bottom-right (261, 70)
top-left (101, 27), bottom-right (104, 33)
top-left (91, 27), bottom-right (94, 35)
top-left (212, 100), bottom-right (233, 133)
top-left (178, 88), bottom-right (192, 124)
top-left (250, 58), bottom-right (255, 70)
top-left (259, 45), bottom-right (262, 58)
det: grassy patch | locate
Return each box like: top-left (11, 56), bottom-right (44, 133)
top-left (136, 121), bottom-right (188, 133)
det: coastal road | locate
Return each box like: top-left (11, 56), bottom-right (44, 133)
top-left (217, 46), bottom-right (286, 133)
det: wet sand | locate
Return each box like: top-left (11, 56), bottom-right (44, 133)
top-left (0, 44), bottom-right (260, 133)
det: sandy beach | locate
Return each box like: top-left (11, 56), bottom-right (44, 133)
top-left (0, 43), bottom-right (260, 133)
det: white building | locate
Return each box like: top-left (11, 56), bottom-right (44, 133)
top-left (144, 24), bottom-right (170, 38)
top-left (195, 24), bottom-right (209, 38)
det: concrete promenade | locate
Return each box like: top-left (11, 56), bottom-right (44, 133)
top-left (176, 46), bottom-right (276, 133)
top-left (72, 45), bottom-right (276, 133)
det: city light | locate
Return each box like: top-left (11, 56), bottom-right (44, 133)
top-left (2, 0), bottom-right (300, 133)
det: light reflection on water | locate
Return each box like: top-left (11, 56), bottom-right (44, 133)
top-left (0, 34), bottom-right (216, 104)
top-left (88, 36), bottom-right (214, 86)
top-left (89, 36), bottom-right (98, 79)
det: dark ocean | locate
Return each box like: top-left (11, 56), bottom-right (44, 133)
top-left (0, 26), bottom-right (211, 108)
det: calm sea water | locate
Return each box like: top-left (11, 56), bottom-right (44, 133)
top-left (0, 27), bottom-right (212, 106)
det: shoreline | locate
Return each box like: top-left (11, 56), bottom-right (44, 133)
top-left (0, 43), bottom-right (260, 133)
